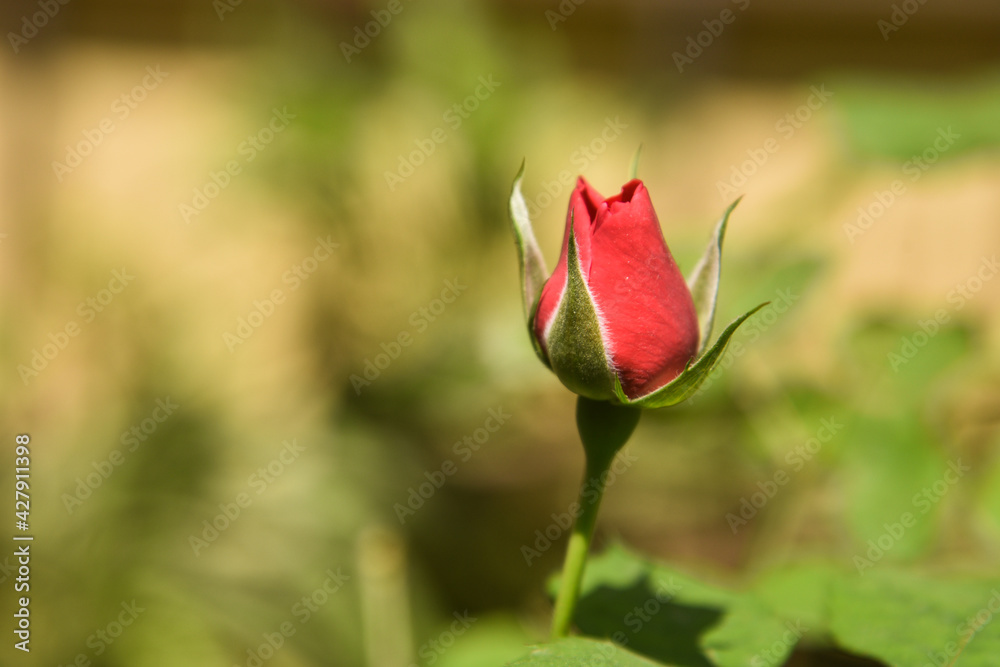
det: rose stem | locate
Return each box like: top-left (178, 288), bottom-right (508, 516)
top-left (551, 396), bottom-right (640, 640)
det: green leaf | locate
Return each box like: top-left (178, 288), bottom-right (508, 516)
top-left (840, 413), bottom-right (943, 560)
top-left (617, 303), bottom-right (768, 408)
top-left (551, 544), bottom-right (799, 667)
top-left (531, 545), bottom-right (1000, 667)
top-left (434, 615), bottom-right (536, 667)
top-left (508, 161), bottom-right (549, 322)
top-left (827, 569), bottom-right (1000, 666)
top-left (686, 198), bottom-right (740, 358)
top-left (750, 561), bottom-right (1000, 665)
top-left (751, 562), bottom-right (838, 634)
top-left (545, 215), bottom-right (617, 400)
top-left (506, 638), bottom-right (669, 667)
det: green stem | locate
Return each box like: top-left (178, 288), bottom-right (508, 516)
top-left (550, 448), bottom-right (616, 639)
top-left (550, 396), bottom-right (641, 640)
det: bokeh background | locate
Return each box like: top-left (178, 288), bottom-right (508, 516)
top-left (2, 0), bottom-right (1000, 665)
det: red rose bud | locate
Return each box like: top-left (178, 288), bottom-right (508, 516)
top-left (508, 162), bottom-right (765, 408)
top-left (535, 177), bottom-right (699, 400)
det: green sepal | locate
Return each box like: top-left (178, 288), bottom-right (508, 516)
top-left (613, 302), bottom-right (768, 408)
top-left (576, 396), bottom-right (641, 471)
top-left (686, 197), bottom-right (742, 357)
top-left (628, 145), bottom-right (642, 180)
top-left (545, 215), bottom-right (617, 401)
top-left (508, 161), bottom-right (549, 322)
top-left (526, 290), bottom-right (551, 369)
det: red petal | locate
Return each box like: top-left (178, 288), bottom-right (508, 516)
top-left (533, 178), bottom-right (605, 350)
top-left (587, 180), bottom-right (699, 398)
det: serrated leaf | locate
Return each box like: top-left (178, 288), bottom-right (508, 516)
top-left (550, 544), bottom-right (798, 667)
top-left (686, 198), bottom-right (741, 357)
top-left (508, 161), bottom-right (548, 321)
top-left (506, 637), bottom-right (670, 667)
top-left (751, 562), bottom-right (1000, 665)
top-left (617, 303), bottom-right (768, 408)
top-left (828, 569), bottom-right (1000, 666)
top-left (545, 216), bottom-right (616, 400)
top-left (750, 562), bottom-right (839, 633)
